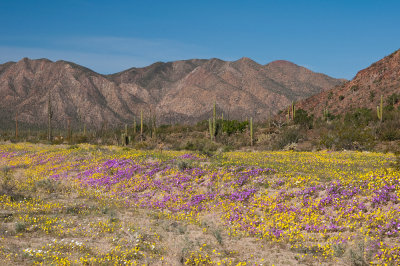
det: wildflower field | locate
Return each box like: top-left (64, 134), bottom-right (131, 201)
top-left (0, 143), bottom-right (399, 265)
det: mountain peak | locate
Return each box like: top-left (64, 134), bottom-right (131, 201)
top-left (234, 57), bottom-right (259, 65)
top-left (267, 60), bottom-right (297, 67)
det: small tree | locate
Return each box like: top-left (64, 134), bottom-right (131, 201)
top-left (293, 109), bottom-right (313, 129)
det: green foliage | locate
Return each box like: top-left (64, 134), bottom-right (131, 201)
top-left (176, 159), bottom-right (193, 170)
top-left (275, 127), bottom-right (302, 149)
top-left (387, 93), bottom-right (400, 106)
top-left (250, 117), bottom-right (253, 146)
top-left (212, 229), bottom-right (223, 245)
top-left (15, 222), bottom-right (27, 233)
top-left (339, 95), bottom-right (345, 101)
top-left (319, 120), bottom-right (375, 150)
top-left (393, 149), bottom-right (400, 171)
top-left (222, 120), bottom-right (248, 136)
top-left (293, 109), bottom-right (313, 129)
top-left (376, 95), bottom-right (384, 122)
top-left (369, 91), bottom-right (375, 102)
top-left (1, 166), bottom-right (15, 196)
top-left (209, 119), bottom-right (213, 140)
top-left (182, 138), bottom-right (219, 154)
top-left (376, 120), bottom-right (400, 141)
top-left (344, 108), bottom-right (374, 127)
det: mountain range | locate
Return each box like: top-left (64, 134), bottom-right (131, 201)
top-left (0, 57), bottom-right (344, 129)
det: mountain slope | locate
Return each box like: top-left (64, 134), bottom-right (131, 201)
top-left (0, 57), bottom-right (345, 129)
top-left (297, 49), bottom-right (400, 117)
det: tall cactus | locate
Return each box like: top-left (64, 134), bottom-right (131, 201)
top-left (377, 95), bottom-right (383, 122)
top-left (133, 117), bottom-right (137, 134)
top-left (152, 113), bottom-right (157, 139)
top-left (209, 118), bottom-right (213, 141)
top-left (250, 117), bottom-right (253, 146)
top-left (212, 101), bottom-right (216, 138)
top-left (291, 101), bottom-right (296, 120)
top-left (67, 118), bottom-right (71, 144)
top-left (140, 109), bottom-right (143, 141)
top-left (323, 108), bottom-right (329, 121)
top-left (15, 112), bottom-right (18, 139)
top-left (47, 91), bottom-right (53, 141)
top-left (120, 123), bottom-right (129, 146)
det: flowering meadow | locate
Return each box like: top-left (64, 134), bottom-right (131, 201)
top-left (0, 143), bottom-right (399, 265)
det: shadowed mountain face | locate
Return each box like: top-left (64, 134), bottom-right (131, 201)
top-left (0, 57), bottom-right (344, 129)
top-left (297, 49), bottom-right (400, 117)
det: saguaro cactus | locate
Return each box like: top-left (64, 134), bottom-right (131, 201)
top-left (152, 114), bottom-right (157, 139)
top-left (287, 106), bottom-right (290, 123)
top-left (140, 109), bottom-right (143, 141)
top-left (250, 117), bottom-right (253, 146)
top-left (377, 95), bottom-right (383, 122)
top-left (67, 118), bottom-right (71, 143)
top-left (122, 123), bottom-right (129, 146)
top-left (291, 101), bottom-right (296, 120)
top-left (323, 108), bottom-right (329, 121)
top-left (213, 101), bottom-right (216, 138)
top-left (47, 91), bottom-right (53, 141)
top-left (209, 118), bottom-right (213, 140)
top-left (15, 113), bottom-right (18, 139)
top-left (133, 117), bottom-right (137, 134)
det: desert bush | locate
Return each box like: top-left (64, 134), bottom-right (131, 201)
top-left (175, 159), bottom-right (193, 170)
top-left (344, 108), bottom-right (374, 127)
top-left (319, 121), bottom-right (375, 150)
top-left (181, 138), bottom-right (219, 154)
top-left (274, 126), bottom-right (302, 150)
top-left (294, 108), bottom-right (314, 129)
top-left (34, 179), bottom-right (61, 193)
top-left (377, 120), bottom-right (400, 141)
top-left (387, 93), bottom-right (400, 106)
top-left (348, 241), bottom-right (368, 266)
top-left (15, 222), bottom-right (26, 233)
top-left (222, 120), bottom-right (248, 136)
top-left (1, 166), bottom-right (15, 196)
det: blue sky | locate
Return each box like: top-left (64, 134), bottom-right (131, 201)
top-left (0, 0), bottom-right (399, 79)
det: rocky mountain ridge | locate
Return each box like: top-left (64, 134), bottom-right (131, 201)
top-left (297, 49), bottom-right (400, 117)
top-left (0, 57), bottom-right (344, 129)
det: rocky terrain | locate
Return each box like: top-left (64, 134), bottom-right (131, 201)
top-left (0, 57), bottom-right (344, 129)
top-left (297, 49), bottom-right (400, 117)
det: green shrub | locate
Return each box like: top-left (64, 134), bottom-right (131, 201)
top-left (344, 108), bottom-right (374, 127)
top-left (222, 120), bottom-right (248, 136)
top-left (275, 127), bottom-right (302, 149)
top-left (176, 159), bottom-right (193, 170)
top-left (294, 109), bottom-right (314, 129)
top-left (387, 93), bottom-right (400, 106)
top-left (377, 120), bottom-right (400, 141)
top-left (1, 166), bottom-right (15, 195)
top-left (319, 121), bottom-right (375, 150)
top-left (15, 222), bottom-right (26, 233)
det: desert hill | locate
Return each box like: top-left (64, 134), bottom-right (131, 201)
top-left (297, 49), bottom-right (400, 117)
